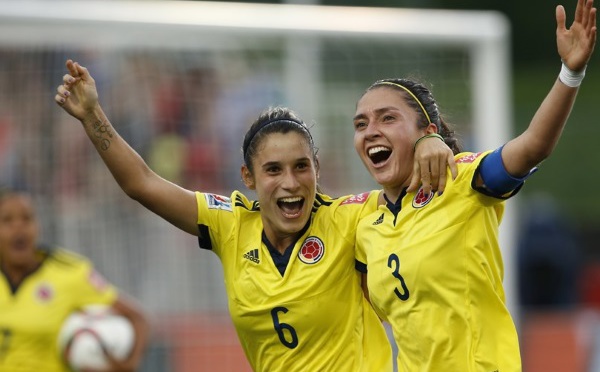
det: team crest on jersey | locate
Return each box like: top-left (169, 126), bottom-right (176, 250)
top-left (35, 283), bottom-right (54, 302)
top-left (340, 192), bottom-right (370, 205)
top-left (412, 187), bottom-right (434, 208)
top-left (298, 236), bottom-right (325, 264)
top-left (456, 152), bottom-right (482, 163)
top-left (205, 193), bottom-right (232, 212)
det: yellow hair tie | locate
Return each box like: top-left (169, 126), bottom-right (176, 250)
top-left (376, 82), bottom-right (431, 124)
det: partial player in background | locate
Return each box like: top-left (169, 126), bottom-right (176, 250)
top-left (353, 1), bottom-right (596, 371)
top-left (53, 55), bottom-right (454, 369)
top-left (0, 189), bottom-right (149, 372)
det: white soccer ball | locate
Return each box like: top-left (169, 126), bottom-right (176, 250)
top-left (58, 305), bottom-right (135, 371)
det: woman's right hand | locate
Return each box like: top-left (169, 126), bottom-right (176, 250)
top-left (55, 59), bottom-right (100, 120)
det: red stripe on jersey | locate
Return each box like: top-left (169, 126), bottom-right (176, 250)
top-left (340, 191), bottom-right (371, 205)
top-left (456, 152), bottom-right (483, 164)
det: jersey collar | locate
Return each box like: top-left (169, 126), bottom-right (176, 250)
top-left (262, 218), bottom-right (311, 277)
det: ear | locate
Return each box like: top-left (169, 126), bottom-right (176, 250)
top-left (314, 155), bottom-right (320, 180)
top-left (424, 123), bottom-right (439, 135)
top-left (241, 165), bottom-right (256, 190)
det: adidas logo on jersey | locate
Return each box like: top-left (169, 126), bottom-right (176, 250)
top-left (373, 213), bottom-right (384, 225)
top-left (243, 248), bottom-right (260, 264)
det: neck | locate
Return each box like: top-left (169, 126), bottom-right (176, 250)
top-left (263, 219), bottom-right (310, 255)
top-left (383, 185), bottom-right (406, 204)
top-left (1, 255), bottom-right (41, 287)
top-left (264, 231), bottom-right (298, 254)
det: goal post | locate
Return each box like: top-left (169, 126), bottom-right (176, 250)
top-left (0, 0), bottom-right (516, 368)
top-left (0, 1), bottom-right (512, 143)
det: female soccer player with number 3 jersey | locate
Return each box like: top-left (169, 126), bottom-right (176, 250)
top-left (54, 58), bottom-right (453, 369)
top-left (353, 1), bottom-right (596, 371)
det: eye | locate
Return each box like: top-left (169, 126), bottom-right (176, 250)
top-left (296, 161), bottom-right (309, 170)
top-left (0, 215), bottom-right (13, 224)
top-left (354, 121), bottom-right (367, 130)
top-left (383, 115), bottom-right (395, 122)
top-left (266, 165), bottom-right (281, 174)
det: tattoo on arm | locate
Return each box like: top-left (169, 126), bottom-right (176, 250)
top-left (93, 120), bottom-right (114, 151)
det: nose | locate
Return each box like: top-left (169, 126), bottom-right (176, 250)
top-left (281, 169), bottom-right (300, 190)
top-left (363, 121), bottom-right (381, 140)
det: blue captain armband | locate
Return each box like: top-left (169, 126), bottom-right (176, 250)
top-left (479, 145), bottom-right (538, 196)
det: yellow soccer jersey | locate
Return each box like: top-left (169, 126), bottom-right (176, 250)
top-left (196, 190), bottom-right (392, 372)
top-left (356, 151), bottom-right (522, 372)
top-left (0, 248), bottom-right (118, 372)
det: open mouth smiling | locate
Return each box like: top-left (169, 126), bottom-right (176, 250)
top-left (277, 196), bottom-right (305, 218)
top-left (368, 146), bottom-right (392, 165)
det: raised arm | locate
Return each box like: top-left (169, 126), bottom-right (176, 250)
top-left (501, 0), bottom-right (597, 176)
top-left (55, 60), bottom-right (199, 235)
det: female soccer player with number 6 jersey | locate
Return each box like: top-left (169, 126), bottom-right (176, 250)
top-left (54, 59), bottom-right (454, 370)
top-left (353, 1), bottom-right (596, 371)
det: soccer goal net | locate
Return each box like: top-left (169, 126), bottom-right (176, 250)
top-left (0, 1), bottom-right (512, 370)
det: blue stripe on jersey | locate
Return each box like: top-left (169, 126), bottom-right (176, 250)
top-left (355, 259), bottom-right (367, 274)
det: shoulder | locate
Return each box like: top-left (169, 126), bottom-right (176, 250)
top-left (37, 247), bottom-right (93, 282)
top-left (196, 190), bottom-right (261, 213)
top-left (314, 191), bottom-right (380, 230)
top-left (231, 191), bottom-right (260, 212)
top-left (338, 191), bottom-right (378, 206)
top-left (317, 190), bottom-right (380, 209)
top-left (452, 150), bottom-right (494, 183)
top-left (40, 248), bottom-right (93, 272)
top-left (44, 247), bottom-right (91, 268)
top-left (196, 191), bottom-right (234, 212)
top-left (455, 150), bottom-right (492, 165)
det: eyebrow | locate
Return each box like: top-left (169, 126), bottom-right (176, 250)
top-left (353, 106), bottom-right (398, 121)
top-left (261, 157), bottom-right (311, 168)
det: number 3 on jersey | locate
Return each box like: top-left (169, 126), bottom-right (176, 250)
top-left (388, 253), bottom-right (410, 301)
top-left (271, 307), bottom-right (298, 349)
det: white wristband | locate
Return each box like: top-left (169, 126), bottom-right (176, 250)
top-left (559, 62), bottom-right (586, 87)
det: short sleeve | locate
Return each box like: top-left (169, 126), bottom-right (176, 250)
top-left (354, 219), bottom-right (369, 274)
top-left (71, 262), bottom-right (118, 309)
top-left (196, 191), bottom-right (237, 257)
top-left (330, 191), bottom-right (380, 274)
